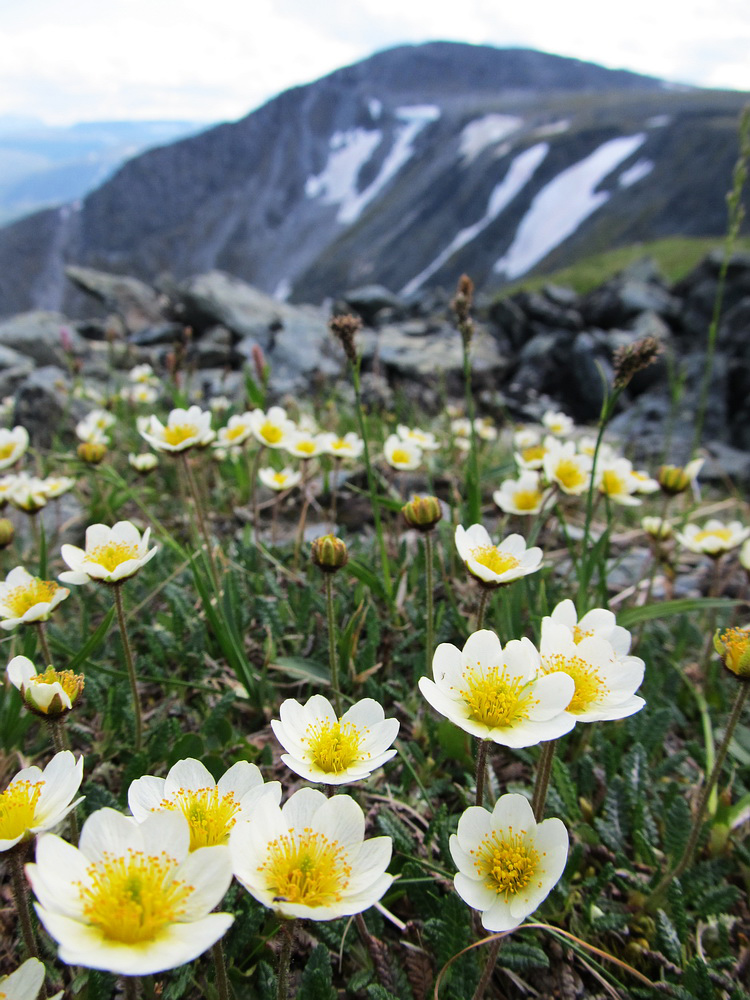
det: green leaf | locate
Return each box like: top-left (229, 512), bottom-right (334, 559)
top-left (617, 597), bottom-right (740, 628)
top-left (655, 908), bottom-right (683, 964)
top-left (297, 943), bottom-right (336, 1000)
top-left (53, 606), bottom-right (116, 672)
top-left (270, 656), bottom-right (330, 685)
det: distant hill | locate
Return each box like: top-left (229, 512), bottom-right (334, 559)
top-left (0, 41), bottom-right (747, 318)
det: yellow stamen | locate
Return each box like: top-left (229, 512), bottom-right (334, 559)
top-left (158, 787), bottom-right (240, 850)
top-left (521, 444), bottom-right (545, 463)
top-left (260, 828), bottom-right (351, 906)
top-left (458, 666), bottom-right (536, 727)
top-left (3, 578), bottom-right (61, 618)
top-left (331, 439), bottom-right (348, 451)
top-left (79, 850), bottom-right (192, 944)
top-left (473, 831), bottom-right (541, 899)
top-left (86, 541), bottom-right (139, 572)
top-left (163, 423), bottom-right (199, 447)
top-left (0, 780), bottom-right (43, 841)
top-left (260, 422), bottom-right (283, 444)
top-left (554, 458), bottom-right (587, 491)
top-left (303, 720), bottom-right (367, 773)
top-left (571, 626), bottom-right (594, 644)
top-left (543, 653), bottom-right (607, 713)
top-left (391, 448), bottom-right (412, 465)
top-left (0, 443), bottom-right (16, 461)
top-left (296, 441), bottom-right (316, 455)
top-left (34, 666), bottom-right (84, 702)
top-left (600, 470), bottom-right (627, 496)
top-left (694, 527), bottom-right (733, 544)
top-left (470, 545), bottom-right (521, 576)
top-left (273, 473), bottom-right (288, 486)
top-left (226, 425), bottom-right (247, 442)
top-left (512, 490), bottom-right (541, 511)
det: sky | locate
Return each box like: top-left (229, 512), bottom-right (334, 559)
top-left (2, 0), bottom-right (749, 127)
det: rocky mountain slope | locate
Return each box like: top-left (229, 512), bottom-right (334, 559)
top-left (0, 42), bottom-right (747, 319)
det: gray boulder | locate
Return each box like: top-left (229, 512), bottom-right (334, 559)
top-left (65, 266), bottom-right (165, 334)
top-left (0, 312), bottom-right (87, 368)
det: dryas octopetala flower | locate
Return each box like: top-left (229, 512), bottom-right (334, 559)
top-left (214, 413), bottom-right (254, 449)
top-left (128, 452), bottom-right (159, 474)
top-left (230, 786), bottom-right (393, 921)
top-left (450, 792), bottom-right (568, 931)
top-left (396, 425), bottom-right (440, 451)
top-left (595, 457), bottom-right (642, 506)
top-left (541, 409), bottom-right (574, 437)
top-left (258, 466), bottom-right (302, 491)
top-left (128, 758), bottom-right (281, 851)
top-left (543, 440), bottom-right (592, 496)
top-left (272, 696), bottom-right (399, 785)
top-left (59, 520), bottom-right (158, 585)
top-left (0, 567), bottom-right (69, 630)
top-left (455, 524), bottom-right (542, 588)
top-left (139, 406), bottom-right (215, 453)
top-left (27, 807), bottom-right (234, 976)
top-left (285, 430), bottom-right (326, 460)
top-left (658, 458), bottom-right (703, 495)
top-left (7, 656), bottom-right (84, 717)
top-left (514, 434), bottom-right (554, 471)
top-left (493, 471), bottom-right (552, 516)
top-left (40, 476), bottom-right (76, 500)
top-left (419, 630), bottom-right (575, 747)
top-left (383, 434), bottom-right (422, 471)
top-left (0, 958), bottom-right (62, 1000)
top-left (642, 516), bottom-right (673, 541)
top-left (0, 426), bottom-right (30, 470)
top-left (675, 519), bottom-right (750, 557)
top-left (714, 626), bottom-right (750, 681)
top-left (249, 406), bottom-right (296, 449)
top-left (319, 431), bottom-right (364, 460)
top-left (0, 751), bottom-right (83, 852)
top-left (8, 474), bottom-right (48, 513)
top-left (75, 410), bottom-right (115, 444)
top-left (538, 619), bottom-right (645, 723)
top-left (547, 599), bottom-right (633, 658)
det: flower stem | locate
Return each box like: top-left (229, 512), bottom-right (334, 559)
top-left (424, 531), bottom-right (435, 678)
top-left (276, 919), bottom-right (296, 1000)
top-left (475, 739), bottom-right (489, 807)
top-left (248, 444), bottom-right (265, 540)
top-left (472, 937), bottom-right (503, 1000)
top-left (213, 940), bottom-right (231, 1000)
top-left (475, 587), bottom-right (490, 631)
top-left (36, 620), bottom-right (53, 667)
top-left (114, 583), bottom-right (143, 752)
top-left (293, 462), bottom-right (313, 570)
top-left (531, 739), bottom-right (557, 821)
top-left (123, 977), bottom-right (139, 1000)
top-left (325, 573), bottom-right (342, 715)
top-left (181, 452), bottom-right (220, 590)
top-left (649, 681), bottom-right (749, 907)
top-left (10, 845), bottom-right (41, 962)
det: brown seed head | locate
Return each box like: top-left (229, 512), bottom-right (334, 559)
top-left (329, 314), bottom-right (362, 365)
top-left (613, 335), bottom-right (663, 389)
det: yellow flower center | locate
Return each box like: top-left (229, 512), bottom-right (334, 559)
top-left (521, 444), bottom-right (545, 463)
top-left (273, 473), bottom-right (289, 486)
top-left (163, 423), bottom-right (199, 447)
top-left (331, 439), bottom-right (348, 451)
top-left (474, 831), bottom-right (541, 899)
top-left (543, 653), bottom-right (606, 713)
top-left (600, 470), bottom-right (627, 496)
top-left (717, 627), bottom-right (750, 677)
top-left (226, 425), bottom-right (247, 442)
top-left (260, 828), bottom-right (351, 907)
top-left (391, 448), bottom-right (412, 465)
top-left (512, 489), bottom-right (541, 511)
top-left (458, 666), bottom-right (536, 728)
top-left (86, 541), bottom-right (140, 572)
top-left (304, 720), bottom-right (367, 773)
top-left (79, 850), bottom-right (192, 944)
top-left (260, 422), bottom-right (283, 444)
top-left (694, 527), bottom-right (733, 545)
top-left (158, 787), bottom-right (240, 850)
top-left (0, 443), bottom-right (16, 460)
top-left (571, 626), bottom-right (594, 644)
top-left (554, 458), bottom-right (587, 491)
top-left (3, 578), bottom-right (62, 618)
top-left (33, 666), bottom-right (84, 702)
top-left (0, 780), bottom-right (43, 841)
top-left (470, 546), bottom-right (521, 577)
top-left (296, 441), bottom-right (316, 455)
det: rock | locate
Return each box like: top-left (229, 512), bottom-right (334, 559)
top-left (582, 278), bottom-right (680, 328)
top-left (266, 307), bottom-right (341, 395)
top-left (0, 312), bottom-right (87, 368)
top-left (375, 322), bottom-right (505, 381)
top-left (129, 322), bottom-right (186, 347)
top-left (568, 331), bottom-right (610, 420)
top-left (513, 289), bottom-right (583, 331)
top-left (175, 271), bottom-right (283, 347)
top-left (340, 285), bottom-right (406, 325)
top-left (13, 366), bottom-right (77, 448)
top-left (65, 266), bottom-right (165, 334)
top-left (486, 294), bottom-right (527, 352)
top-left (701, 441), bottom-right (750, 484)
top-left (187, 325), bottom-right (236, 368)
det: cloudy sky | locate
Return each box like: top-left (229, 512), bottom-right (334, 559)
top-left (2, 0), bottom-right (749, 126)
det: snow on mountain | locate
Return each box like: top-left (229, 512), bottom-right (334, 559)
top-left (459, 114), bottom-right (523, 163)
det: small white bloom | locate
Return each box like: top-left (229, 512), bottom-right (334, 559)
top-left (139, 406), bottom-right (215, 453)
top-left (272, 696), bottom-right (399, 785)
top-left (512, 427), bottom-right (540, 450)
top-left (596, 457), bottom-right (642, 506)
top-left (76, 410), bottom-right (115, 444)
top-left (455, 524), bottom-right (542, 587)
top-left (0, 751), bottom-right (84, 852)
top-left (215, 413), bottom-right (254, 449)
top-left (547, 599), bottom-right (632, 657)
top-left (515, 436), bottom-right (552, 471)
top-left (384, 434), bottom-right (422, 471)
top-left (319, 432), bottom-right (364, 460)
top-left (450, 793), bottom-right (568, 931)
top-left (676, 519), bottom-right (750, 556)
top-left (0, 957), bottom-right (61, 1000)
top-left (128, 363), bottom-right (158, 385)
top-left (40, 476), bottom-right (76, 500)
top-left (9, 473), bottom-right (48, 513)
top-left (120, 384), bottom-right (159, 405)
top-left (543, 440), bottom-right (592, 496)
top-left (631, 469), bottom-right (660, 494)
top-left (396, 425), bottom-right (440, 451)
top-left (0, 426), bottom-right (29, 469)
top-left (249, 407), bottom-right (296, 449)
top-left (493, 471), bottom-right (552, 516)
top-left (285, 430), bottom-right (326, 460)
top-left (642, 516), bottom-right (673, 540)
top-left (258, 467), bottom-right (302, 491)
top-left (474, 417), bottom-right (498, 442)
top-left (6, 656), bottom-right (84, 716)
top-left (60, 520), bottom-right (158, 585)
top-left (230, 787), bottom-right (393, 921)
top-left (128, 453), bottom-right (159, 474)
top-left (419, 630), bottom-right (575, 747)
top-left (541, 410), bottom-right (574, 437)
top-left (0, 567), bottom-right (69, 630)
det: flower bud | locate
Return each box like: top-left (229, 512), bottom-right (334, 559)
top-left (402, 495), bottom-right (443, 532)
top-left (0, 517), bottom-right (14, 548)
top-left (78, 441), bottom-right (107, 465)
top-left (714, 626), bottom-right (750, 681)
top-left (311, 534), bottom-right (348, 573)
top-left (658, 464), bottom-right (690, 495)
top-left (7, 656), bottom-right (85, 717)
top-left (641, 516), bottom-right (672, 541)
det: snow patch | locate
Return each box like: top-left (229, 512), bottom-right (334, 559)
top-left (493, 133), bottom-right (646, 280)
top-left (459, 115), bottom-right (522, 163)
top-left (619, 158), bottom-right (653, 188)
top-left (647, 114), bottom-right (671, 128)
top-left (368, 98), bottom-right (383, 120)
top-left (400, 143), bottom-right (549, 297)
top-left (273, 278), bottom-right (291, 302)
top-left (535, 120), bottom-right (570, 137)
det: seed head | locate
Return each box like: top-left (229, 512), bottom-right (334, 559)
top-left (329, 314), bottom-right (362, 366)
top-left (451, 274), bottom-right (475, 346)
top-left (613, 335), bottom-right (663, 389)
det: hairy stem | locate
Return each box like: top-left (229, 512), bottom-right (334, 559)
top-left (531, 739), bottom-right (558, 821)
top-left (472, 937), bottom-right (503, 1000)
top-left (114, 583), bottom-right (143, 752)
top-left (36, 620), bottom-right (53, 667)
top-left (475, 739), bottom-right (489, 807)
top-left (325, 573), bottom-right (342, 715)
top-left (181, 452), bottom-right (220, 590)
top-left (424, 531), bottom-right (435, 678)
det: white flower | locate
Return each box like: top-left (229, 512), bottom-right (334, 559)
top-left (0, 751), bottom-right (84, 852)
top-left (209, 395), bottom-right (232, 413)
top-left (0, 958), bottom-right (62, 1000)
top-left (60, 520), bottom-right (158, 585)
top-left (8, 473), bottom-right (48, 513)
top-left (272, 696), bottom-right (399, 785)
top-left (128, 453), bottom-right (159, 474)
top-left (450, 793), bottom-right (568, 931)
top-left (76, 410), bottom-right (115, 444)
top-left (493, 472), bottom-right (552, 516)
top-left (543, 440), bottom-right (592, 495)
top-left (258, 466), bottom-right (302, 491)
top-left (676, 519), bottom-right (750, 556)
top-left (474, 417), bottom-right (497, 442)
top-left (120, 384), bottom-right (159, 405)
top-left (512, 427), bottom-right (540, 450)
top-left (285, 430), bottom-right (326, 460)
top-left (0, 473), bottom-right (19, 505)
top-left (541, 410), bottom-right (574, 437)
top-left (128, 363), bottom-right (158, 385)
top-left (595, 457), bottom-right (642, 506)
top-left (455, 524), bottom-right (542, 587)
top-left (514, 436), bottom-right (552, 471)
top-left (419, 630), bottom-right (575, 747)
top-left (547, 599), bottom-right (632, 657)
top-left (248, 406), bottom-right (296, 449)
top-left (631, 469), bottom-right (660, 494)
top-left (396, 425), bottom-right (440, 451)
top-left (538, 619), bottom-right (645, 723)
top-left (0, 426), bottom-right (29, 469)
top-left (0, 567), bottom-right (69, 630)
top-left (6, 656), bottom-right (84, 716)
top-left (642, 516), bottom-right (673, 540)
top-left (40, 476), bottom-right (76, 500)
top-left (450, 417), bottom-right (472, 441)
top-left (230, 787), bottom-right (393, 921)
top-left (740, 538), bottom-right (750, 573)
top-left (139, 406), bottom-right (215, 453)
top-left (128, 757), bottom-right (281, 850)
top-left (215, 413), bottom-right (254, 449)
top-left (319, 431), bottom-right (364, 460)
top-left (27, 808), bottom-right (234, 976)
top-left (384, 434), bottom-right (422, 471)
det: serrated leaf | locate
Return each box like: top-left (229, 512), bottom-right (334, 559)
top-left (297, 943), bottom-right (336, 1000)
top-left (655, 908), bottom-right (683, 964)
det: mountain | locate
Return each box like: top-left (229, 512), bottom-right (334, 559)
top-left (0, 41), bottom-right (747, 319)
top-left (0, 118), bottom-right (209, 225)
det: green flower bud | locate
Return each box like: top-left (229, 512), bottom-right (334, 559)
top-left (311, 534), bottom-right (348, 573)
top-left (78, 441), bottom-right (107, 465)
top-left (402, 495), bottom-right (443, 532)
top-left (0, 517), bottom-right (14, 548)
top-left (714, 626), bottom-right (750, 681)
